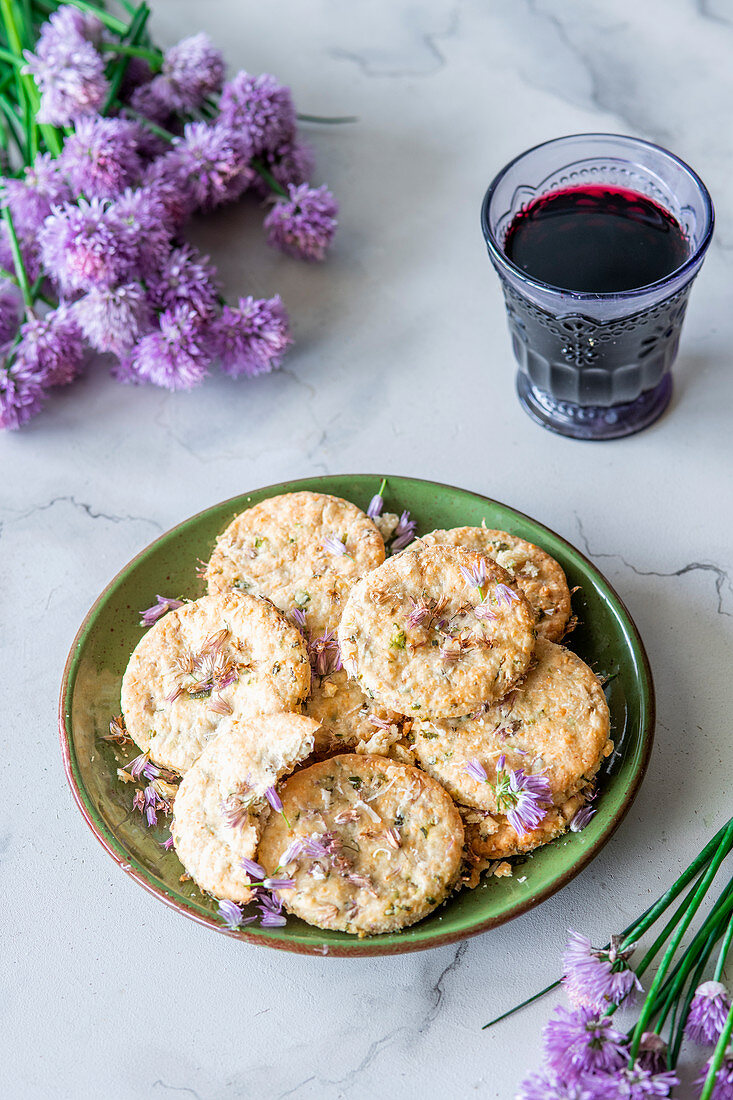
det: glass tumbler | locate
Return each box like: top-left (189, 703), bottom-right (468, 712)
top-left (481, 134), bottom-right (714, 440)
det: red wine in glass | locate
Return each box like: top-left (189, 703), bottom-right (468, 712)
top-left (503, 185), bottom-right (689, 294)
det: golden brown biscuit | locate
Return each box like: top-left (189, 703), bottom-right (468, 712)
top-left (121, 592), bottom-right (310, 774)
top-left (412, 638), bottom-right (611, 812)
top-left (257, 754), bottom-right (464, 934)
top-left (171, 714), bottom-right (319, 902)
top-left (338, 543), bottom-right (536, 718)
top-left (205, 491), bottom-right (385, 634)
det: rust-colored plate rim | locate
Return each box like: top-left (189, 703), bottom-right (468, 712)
top-left (59, 473), bottom-right (655, 957)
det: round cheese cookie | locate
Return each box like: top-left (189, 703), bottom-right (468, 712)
top-left (257, 754), bottom-right (464, 935)
top-left (422, 527), bottom-right (571, 641)
top-left (412, 638), bottom-right (612, 812)
top-left (305, 668), bottom-right (403, 754)
top-left (121, 592), bottom-right (311, 774)
top-left (337, 543), bottom-right (536, 719)
top-left (171, 714), bottom-right (319, 903)
top-left (205, 491), bottom-right (385, 634)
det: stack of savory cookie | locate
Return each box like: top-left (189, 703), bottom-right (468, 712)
top-left (118, 490), bottom-right (612, 937)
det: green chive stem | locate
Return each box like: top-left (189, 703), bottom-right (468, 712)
top-left (714, 911), bottom-right (733, 982)
top-left (99, 41), bottom-right (161, 69)
top-left (629, 820), bottom-right (733, 1061)
top-left (66, 0), bottom-right (127, 35)
top-left (251, 157), bottom-right (288, 198)
top-left (0, 202), bottom-right (33, 307)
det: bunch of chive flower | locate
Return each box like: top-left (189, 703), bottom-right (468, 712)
top-left (0, 0), bottom-right (341, 429)
top-left (482, 817), bottom-right (733, 1099)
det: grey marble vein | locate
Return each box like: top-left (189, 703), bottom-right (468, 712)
top-left (152, 1084), bottom-right (204, 1100)
top-left (516, 0), bottom-right (672, 143)
top-left (4, 494), bottom-right (162, 529)
top-left (330, 6), bottom-right (460, 78)
top-left (575, 515), bottom-right (733, 617)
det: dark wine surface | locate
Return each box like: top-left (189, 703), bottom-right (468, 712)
top-left (503, 185), bottom-right (689, 293)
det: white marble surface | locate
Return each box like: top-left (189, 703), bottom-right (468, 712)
top-left (3, 1), bottom-right (733, 1097)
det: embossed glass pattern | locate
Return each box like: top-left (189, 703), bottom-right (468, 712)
top-left (481, 134), bottom-right (714, 440)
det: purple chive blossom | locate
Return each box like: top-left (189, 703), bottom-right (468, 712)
top-left (159, 33), bottom-right (225, 111)
top-left (236, 879), bottom-right (290, 929)
top-left (563, 930), bottom-right (643, 1012)
top-left (517, 1069), bottom-right (596, 1100)
top-left (543, 1005), bottom-right (628, 1078)
top-left (2, 153), bottom-right (71, 236)
top-left (280, 836), bottom-right (323, 862)
top-left (219, 72), bottom-right (297, 154)
top-left (127, 752), bottom-right (160, 781)
top-left (264, 183), bottom-right (338, 262)
top-left (252, 138), bottom-right (315, 198)
top-left (258, 908), bottom-right (287, 928)
top-left (367, 492), bottom-right (384, 519)
top-left (23, 9), bottom-right (109, 126)
top-left (155, 123), bottom-right (254, 212)
top-left (39, 198), bottom-right (137, 293)
top-left (15, 307), bottom-right (84, 387)
top-left (323, 535), bottom-right (348, 556)
top-left (570, 796), bottom-right (598, 834)
top-left (0, 225), bottom-right (41, 287)
top-left (218, 899), bottom-right (243, 930)
top-left (130, 77), bottom-right (175, 125)
top-left (406, 600), bottom-right (430, 628)
top-left (143, 784), bottom-right (159, 826)
top-left (119, 55), bottom-right (153, 100)
top-left (258, 889), bottom-right (286, 914)
top-left (35, 6), bottom-right (104, 48)
top-left (460, 560), bottom-right (488, 590)
top-left (60, 117), bottom-right (143, 199)
top-left (113, 187), bottom-right (174, 276)
top-left (686, 981), bottom-right (731, 1046)
top-left (220, 792), bottom-right (251, 829)
top-left (465, 758), bottom-right (489, 783)
top-left (474, 603), bottom-right (498, 621)
top-left (592, 1064), bottom-right (679, 1098)
top-left (0, 285), bottom-right (21, 347)
top-left (74, 283), bottom-right (152, 356)
top-left (263, 877), bottom-right (295, 891)
top-left (142, 160), bottom-right (198, 227)
top-left (637, 1034), bottom-right (669, 1076)
top-left (139, 595), bottom-right (184, 627)
top-left (265, 786), bottom-right (284, 813)
top-left (289, 607), bottom-right (307, 633)
top-left (0, 357), bottom-right (47, 430)
top-left (308, 630), bottom-right (342, 677)
top-left (281, 838), bottom-right (307, 864)
top-left (162, 835), bottom-right (175, 851)
top-left (281, 835), bottom-right (330, 864)
top-left (391, 510), bottom-right (417, 552)
top-left (147, 244), bottom-right (220, 323)
top-left (241, 857), bottom-right (266, 880)
top-left (215, 295), bottom-right (292, 379)
top-left (495, 582), bottom-right (521, 607)
top-left (696, 1053), bottom-right (733, 1099)
top-left (129, 305), bottom-right (212, 391)
top-left (494, 755), bottom-right (553, 835)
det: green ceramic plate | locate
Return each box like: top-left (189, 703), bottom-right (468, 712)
top-left (59, 474), bottom-right (654, 957)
